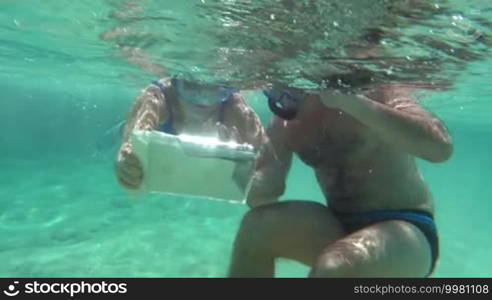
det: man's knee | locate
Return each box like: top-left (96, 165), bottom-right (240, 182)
top-left (235, 203), bottom-right (286, 250)
top-left (309, 251), bottom-right (358, 278)
top-left (309, 239), bottom-right (378, 278)
top-left (240, 203), bottom-right (281, 229)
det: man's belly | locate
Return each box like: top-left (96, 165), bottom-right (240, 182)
top-left (314, 164), bottom-right (434, 214)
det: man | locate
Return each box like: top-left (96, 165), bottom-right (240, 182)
top-left (229, 82), bottom-right (453, 277)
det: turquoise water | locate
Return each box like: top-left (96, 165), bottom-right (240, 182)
top-left (1, 0), bottom-right (491, 277)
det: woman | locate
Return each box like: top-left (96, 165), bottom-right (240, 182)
top-left (115, 77), bottom-right (266, 190)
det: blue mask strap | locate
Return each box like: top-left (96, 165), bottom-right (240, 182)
top-left (219, 87), bottom-right (239, 103)
top-left (218, 87), bottom-right (239, 124)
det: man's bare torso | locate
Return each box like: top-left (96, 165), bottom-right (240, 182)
top-left (277, 90), bottom-right (434, 214)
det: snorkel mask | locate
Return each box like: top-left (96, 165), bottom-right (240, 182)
top-left (263, 88), bottom-right (305, 120)
top-left (172, 77), bottom-right (238, 106)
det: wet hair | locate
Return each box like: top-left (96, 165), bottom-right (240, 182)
top-left (320, 68), bottom-right (375, 91)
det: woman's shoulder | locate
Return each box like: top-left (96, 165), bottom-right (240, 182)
top-left (142, 77), bottom-right (173, 97)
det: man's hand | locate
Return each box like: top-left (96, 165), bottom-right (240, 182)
top-left (116, 142), bottom-right (144, 189)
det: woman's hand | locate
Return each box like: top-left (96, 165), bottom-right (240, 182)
top-left (116, 142), bottom-right (144, 189)
top-left (217, 123), bottom-right (241, 143)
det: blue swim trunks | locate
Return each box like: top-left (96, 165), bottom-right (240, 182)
top-left (332, 209), bottom-right (438, 277)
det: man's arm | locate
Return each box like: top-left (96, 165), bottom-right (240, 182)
top-left (321, 86), bottom-right (453, 162)
top-left (246, 118), bottom-right (293, 208)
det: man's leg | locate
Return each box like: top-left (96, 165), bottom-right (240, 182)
top-left (228, 201), bottom-right (345, 277)
top-left (310, 220), bottom-right (433, 277)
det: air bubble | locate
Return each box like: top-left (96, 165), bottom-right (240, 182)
top-left (446, 15), bottom-right (483, 43)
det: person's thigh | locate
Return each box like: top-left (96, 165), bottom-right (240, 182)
top-left (310, 220), bottom-right (433, 277)
top-left (237, 200), bottom-right (345, 266)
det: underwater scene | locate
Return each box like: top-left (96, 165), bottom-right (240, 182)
top-left (0, 0), bottom-right (491, 277)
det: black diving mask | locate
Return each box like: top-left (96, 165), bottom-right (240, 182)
top-left (263, 88), bottom-right (306, 120)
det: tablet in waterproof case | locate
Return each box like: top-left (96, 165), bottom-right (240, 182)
top-left (130, 130), bottom-right (258, 203)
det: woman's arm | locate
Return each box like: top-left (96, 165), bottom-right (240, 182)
top-left (321, 87), bottom-right (453, 162)
top-left (121, 83), bottom-right (168, 145)
top-left (222, 94), bottom-right (293, 207)
top-left (223, 93), bottom-right (267, 148)
top-left (116, 81), bottom-right (169, 189)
